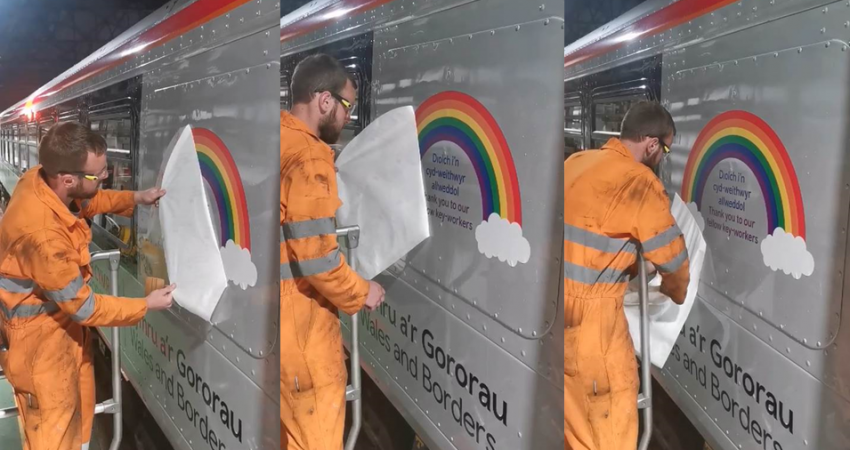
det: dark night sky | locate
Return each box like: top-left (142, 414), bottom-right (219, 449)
top-left (0, 0), bottom-right (648, 111)
top-left (0, 0), bottom-right (170, 111)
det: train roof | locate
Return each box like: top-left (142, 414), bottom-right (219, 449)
top-left (280, 0), bottom-right (391, 44)
top-left (0, 0), bottom-right (265, 125)
top-left (563, 0), bottom-right (740, 71)
top-left (564, 0), bottom-right (835, 80)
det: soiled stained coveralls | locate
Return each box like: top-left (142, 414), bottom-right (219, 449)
top-left (563, 138), bottom-right (689, 450)
top-left (280, 111), bottom-right (369, 450)
top-left (0, 166), bottom-right (148, 450)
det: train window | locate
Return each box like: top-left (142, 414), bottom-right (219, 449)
top-left (57, 107), bottom-right (79, 124)
top-left (565, 103), bottom-right (582, 133)
top-left (593, 96), bottom-right (645, 135)
top-left (38, 114), bottom-right (55, 143)
top-left (337, 54), bottom-right (370, 136)
top-left (26, 122), bottom-right (38, 170)
top-left (564, 94), bottom-right (584, 159)
top-left (590, 79), bottom-right (652, 148)
top-left (346, 71), bottom-right (361, 125)
top-left (17, 125), bottom-right (27, 172)
top-left (280, 70), bottom-right (291, 110)
top-left (7, 127), bottom-right (13, 168)
top-left (88, 99), bottom-right (139, 274)
top-left (13, 125), bottom-right (22, 172)
top-left (0, 128), bottom-right (6, 162)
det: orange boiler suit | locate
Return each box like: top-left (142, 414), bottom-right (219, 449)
top-left (563, 138), bottom-right (690, 450)
top-left (279, 111), bottom-right (370, 450)
top-left (0, 165), bottom-right (148, 450)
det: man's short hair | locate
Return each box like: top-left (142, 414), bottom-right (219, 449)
top-left (620, 101), bottom-right (676, 142)
top-left (290, 54), bottom-right (356, 105)
top-left (39, 122), bottom-right (106, 175)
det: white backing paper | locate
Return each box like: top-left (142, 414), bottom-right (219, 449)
top-left (624, 193), bottom-right (706, 368)
top-left (336, 106), bottom-right (431, 280)
top-left (157, 125), bottom-right (228, 322)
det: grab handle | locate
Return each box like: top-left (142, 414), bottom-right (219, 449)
top-left (336, 226), bottom-right (362, 450)
top-left (636, 252), bottom-right (653, 450)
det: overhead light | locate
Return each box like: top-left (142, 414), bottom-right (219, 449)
top-left (324, 7), bottom-right (353, 20)
top-left (612, 31), bottom-right (643, 44)
top-left (120, 44), bottom-right (148, 57)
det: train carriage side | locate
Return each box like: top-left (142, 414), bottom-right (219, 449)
top-left (282, 0), bottom-right (565, 449)
top-left (564, 1), bottom-right (850, 449)
top-left (0, 1), bottom-right (281, 449)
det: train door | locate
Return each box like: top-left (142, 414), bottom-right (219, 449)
top-left (88, 95), bottom-right (140, 275)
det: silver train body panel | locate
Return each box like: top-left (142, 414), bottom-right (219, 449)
top-left (282, 0), bottom-right (565, 449)
top-left (0, 1), bottom-right (281, 449)
top-left (565, 1), bottom-right (850, 449)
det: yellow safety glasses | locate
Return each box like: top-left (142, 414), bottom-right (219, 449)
top-left (329, 92), bottom-right (354, 113)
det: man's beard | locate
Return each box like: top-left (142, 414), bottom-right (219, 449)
top-left (318, 105), bottom-right (343, 144)
top-left (69, 182), bottom-right (99, 200)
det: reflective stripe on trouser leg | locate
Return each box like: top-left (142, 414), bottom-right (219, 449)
top-left (7, 323), bottom-right (86, 450)
top-left (280, 290), bottom-right (348, 450)
top-left (564, 296), bottom-right (639, 450)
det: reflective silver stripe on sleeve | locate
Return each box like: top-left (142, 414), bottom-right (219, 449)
top-left (564, 223), bottom-right (637, 255)
top-left (641, 224), bottom-right (683, 253)
top-left (70, 290), bottom-right (96, 322)
top-left (43, 275), bottom-right (85, 303)
top-left (281, 249), bottom-right (342, 280)
top-left (656, 248), bottom-right (688, 274)
top-left (282, 218), bottom-right (336, 241)
top-left (0, 276), bottom-right (34, 294)
top-left (0, 301), bottom-right (58, 319)
top-left (563, 261), bottom-right (629, 285)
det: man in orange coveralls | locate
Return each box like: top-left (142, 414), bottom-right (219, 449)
top-left (0, 121), bottom-right (176, 450)
top-left (563, 101), bottom-right (690, 450)
top-left (280, 54), bottom-right (386, 450)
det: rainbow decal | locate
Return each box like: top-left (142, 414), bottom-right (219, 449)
top-left (681, 110), bottom-right (805, 239)
top-left (192, 128), bottom-right (251, 250)
top-left (416, 91), bottom-right (522, 225)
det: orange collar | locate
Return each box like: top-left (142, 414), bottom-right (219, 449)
top-left (600, 138), bottom-right (635, 160)
top-left (23, 166), bottom-right (81, 228)
top-left (281, 110), bottom-right (320, 142)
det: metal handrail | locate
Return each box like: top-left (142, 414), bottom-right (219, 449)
top-left (337, 225), bottom-right (362, 450)
top-left (90, 249), bottom-right (123, 450)
top-left (0, 250), bottom-right (125, 449)
top-left (636, 253), bottom-right (653, 450)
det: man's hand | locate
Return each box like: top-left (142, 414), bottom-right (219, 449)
top-left (146, 283), bottom-right (176, 311)
top-left (134, 188), bottom-right (167, 207)
top-left (363, 281), bottom-right (385, 311)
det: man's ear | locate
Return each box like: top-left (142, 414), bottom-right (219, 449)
top-left (61, 174), bottom-right (76, 189)
top-left (316, 91), bottom-right (332, 115)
